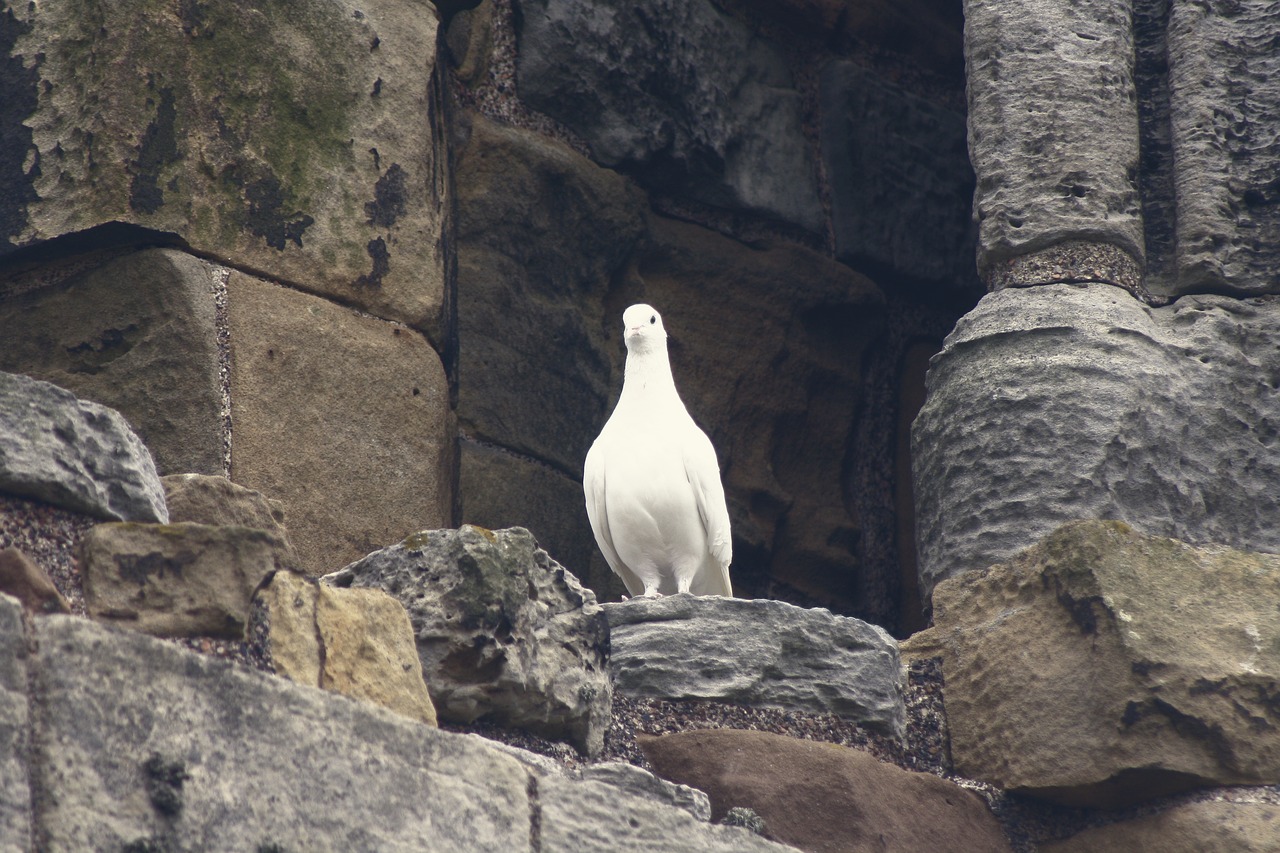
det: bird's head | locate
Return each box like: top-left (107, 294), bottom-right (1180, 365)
top-left (622, 303), bottom-right (667, 355)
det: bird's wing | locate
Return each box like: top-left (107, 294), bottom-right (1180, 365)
top-left (584, 439), bottom-right (646, 597)
top-left (684, 425), bottom-right (733, 597)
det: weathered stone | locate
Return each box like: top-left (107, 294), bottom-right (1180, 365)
top-left (454, 111), bottom-right (646, 475)
top-left (0, 371), bottom-right (168, 523)
top-left (323, 525), bottom-right (612, 755)
top-left (259, 569), bottom-right (322, 686)
top-left (443, 0), bottom-right (494, 85)
top-left (637, 215), bottom-right (885, 610)
top-left (226, 272), bottom-right (452, 576)
top-left (1041, 800), bottom-right (1280, 853)
top-left (928, 520), bottom-right (1280, 807)
top-left (459, 439), bottom-right (622, 601)
top-left (605, 596), bottom-right (905, 739)
top-left (640, 729), bottom-right (1011, 853)
top-left (0, 594), bottom-right (29, 846)
top-left (515, 0), bottom-right (823, 232)
top-left (162, 474), bottom-right (290, 541)
top-left (1, 0), bottom-right (447, 333)
top-left (1166, 2), bottom-right (1280, 296)
top-left (28, 612), bottom-right (531, 852)
top-left (0, 546), bottom-right (69, 614)
top-left (81, 522), bottom-right (287, 638)
top-left (0, 248), bottom-right (222, 476)
top-left (964, 0), bottom-right (1144, 283)
top-left (820, 60), bottom-right (977, 291)
top-left (576, 763), bottom-right (712, 824)
top-left (912, 283), bottom-right (1280, 603)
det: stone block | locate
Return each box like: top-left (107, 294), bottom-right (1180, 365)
top-left (1041, 800), bottom-right (1280, 853)
top-left (928, 520), bottom-right (1280, 807)
top-left (0, 248), bottom-right (222, 476)
top-left (515, 0), bottom-right (823, 232)
top-left (162, 474), bottom-right (291, 543)
top-left (912, 283), bottom-right (1280, 603)
top-left (226, 272), bottom-right (452, 576)
top-left (0, 593), bottom-right (30, 847)
top-left (0, 0), bottom-right (446, 332)
top-left (605, 595), bottom-right (905, 740)
top-left (0, 371), bottom-right (168, 523)
top-left (81, 522), bottom-right (288, 638)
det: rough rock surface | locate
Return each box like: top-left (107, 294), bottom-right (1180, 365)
top-left (81, 522), bottom-right (288, 638)
top-left (0, 547), bottom-right (69, 615)
top-left (226, 272), bottom-right (452, 576)
top-left (640, 729), bottom-right (1010, 853)
top-left (259, 570), bottom-right (438, 726)
top-left (1041, 800), bottom-right (1280, 853)
top-left (162, 474), bottom-right (290, 542)
top-left (605, 595), bottom-right (905, 740)
top-left (0, 0), bottom-right (447, 333)
top-left (0, 249), bottom-right (222, 476)
top-left (912, 283), bottom-right (1280, 603)
top-left (11, 594), bottom-right (790, 852)
top-left (927, 520), bottom-right (1280, 808)
top-left (515, 0), bottom-right (823, 231)
top-left (323, 526), bottom-right (612, 756)
top-left (963, 0), bottom-right (1143, 282)
top-left (820, 60), bottom-right (976, 290)
top-left (1166, 2), bottom-right (1280, 296)
top-left (0, 371), bottom-right (168, 524)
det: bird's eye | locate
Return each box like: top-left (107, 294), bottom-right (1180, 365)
top-left (649, 315), bottom-right (656, 324)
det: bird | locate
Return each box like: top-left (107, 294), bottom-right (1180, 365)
top-left (583, 303), bottom-right (733, 598)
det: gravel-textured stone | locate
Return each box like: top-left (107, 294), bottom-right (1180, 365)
top-left (1040, 800), bottom-right (1280, 853)
top-left (605, 595), bottom-right (905, 740)
top-left (0, 249), bottom-right (223, 476)
top-left (964, 0), bottom-right (1144, 282)
top-left (514, 0), bottom-right (823, 232)
top-left (1166, 2), bottom-right (1280, 296)
top-left (927, 520), bottom-right (1280, 808)
top-left (324, 525), bottom-right (612, 756)
top-left (912, 283), bottom-right (1280, 602)
top-left (0, 371), bottom-right (168, 524)
top-left (820, 60), bottom-right (976, 290)
top-left (1, 0), bottom-right (447, 334)
top-left (81, 521), bottom-right (289, 638)
top-left (0, 546), bottom-right (69, 615)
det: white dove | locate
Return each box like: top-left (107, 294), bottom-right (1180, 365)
top-left (583, 303), bottom-right (733, 598)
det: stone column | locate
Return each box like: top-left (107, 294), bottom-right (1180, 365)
top-left (964, 0), bottom-right (1145, 295)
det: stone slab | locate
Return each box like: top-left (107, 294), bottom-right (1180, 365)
top-left (1041, 800), bottom-right (1280, 853)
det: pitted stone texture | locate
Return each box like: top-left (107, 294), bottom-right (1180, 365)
top-left (1041, 800), bottom-right (1280, 853)
top-left (985, 240), bottom-right (1145, 296)
top-left (81, 522), bottom-right (288, 638)
top-left (0, 594), bottom-right (30, 847)
top-left (821, 60), bottom-right (977, 291)
top-left (912, 283), bottom-right (1280, 603)
top-left (227, 272), bottom-right (452, 576)
top-left (964, 0), bottom-right (1143, 280)
top-left (0, 372), bottom-right (168, 523)
top-left (0, 249), bottom-right (222, 476)
top-left (640, 729), bottom-right (1010, 853)
top-left (515, 0), bottom-right (823, 232)
top-left (0, 0), bottom-right (446, 332)
top-left (1167, 2), bottom-right (1280, 296)
top-left (929, 520), bottom-right (1280, 808)
top-left (605, 596), bottom-right (905, 739)
top-left (323, 525), bottom-right (612, 755)
top-left (29, 613), bottom-right (531, 852)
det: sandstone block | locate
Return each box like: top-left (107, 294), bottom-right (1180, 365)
top-left (82, 522), bottom-right (288, 638)
top-left (912, 283), bottom-right (1280, 603)
top-left (226, 272), bottom-right (452, 576)
top-left (1041, 800), bottom-right (1280, 853)
top-left (258, 570), bottom-right (438, 726)
top-left (162, 474), bottom-right (290, 541)
top-left (929, 520), bottom-right (1280, 807)
top-left (0, 0), bottom-right (446, 332)
top-left (515, 0), bottom-right (823, 232)
top-left (605, 595), bottom-right (905, 740)
top-left (0, 371), bottom-right (168, 523)
top-left (0, 249), bottom-right (222, 476)
top-left (640, 729), bottom-right (1010, 853)
top-left (964, 0), bottom-right (1143, 282)
top-left (324, 526), bottom-right (612, 755)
